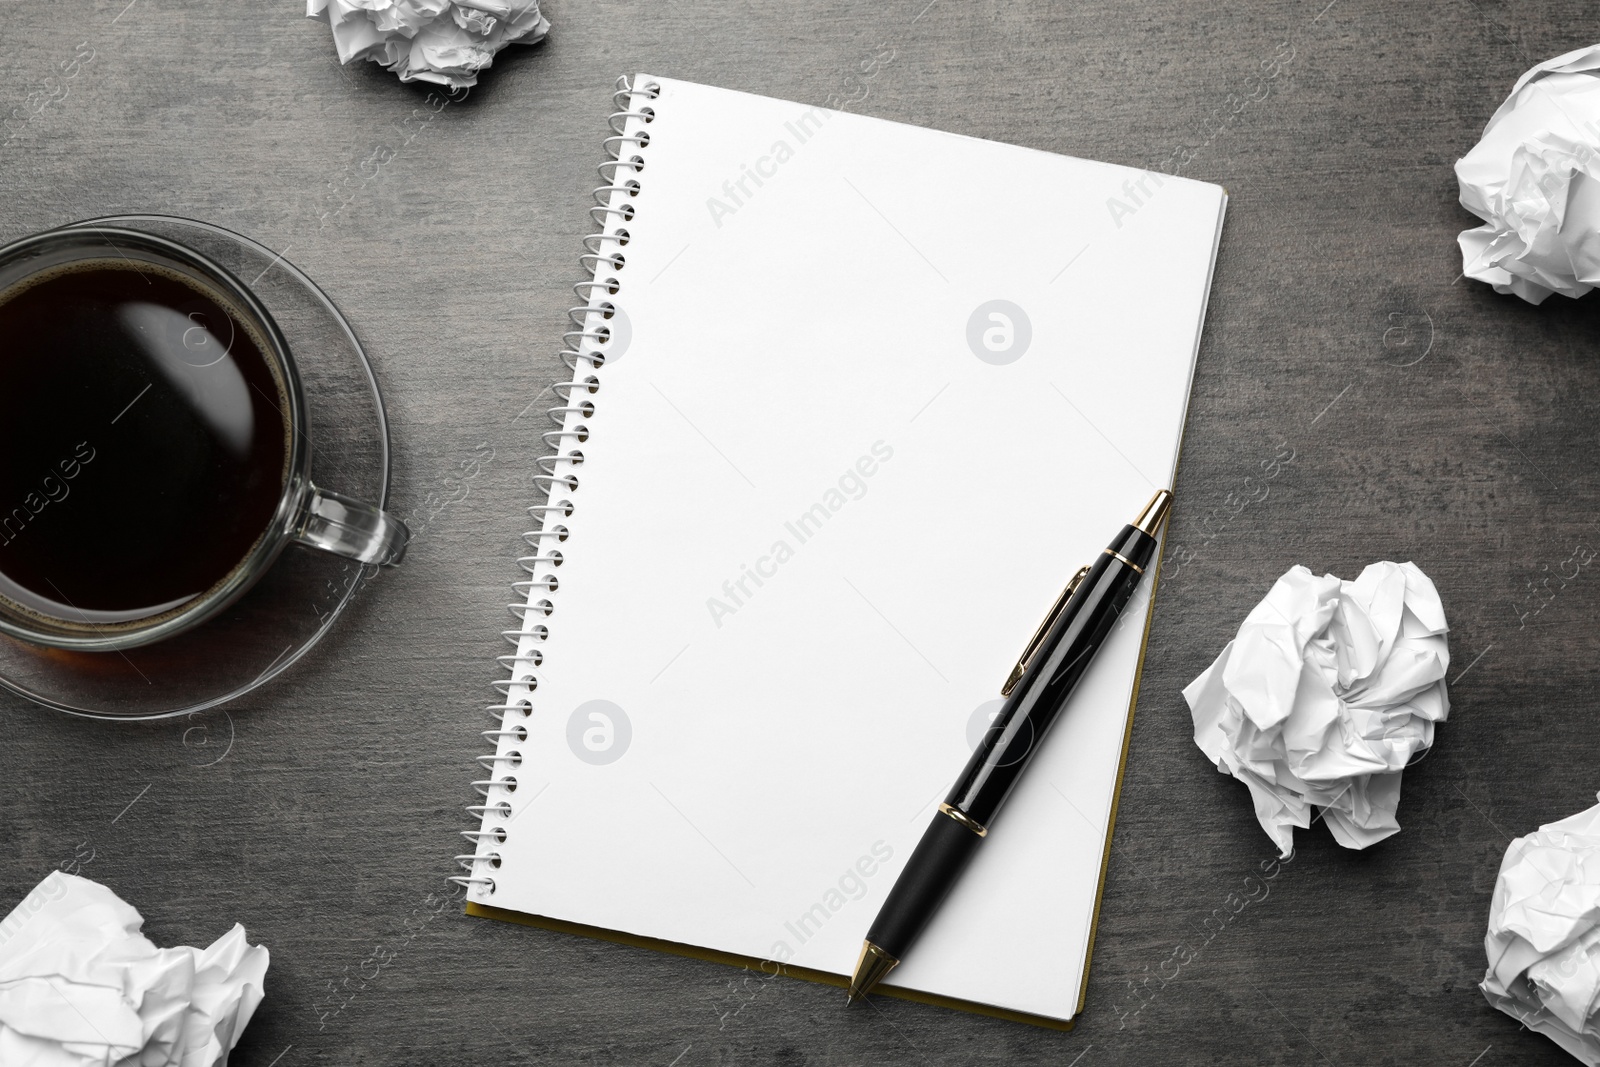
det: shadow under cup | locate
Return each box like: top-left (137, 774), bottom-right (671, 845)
top-left (0, 226), bottom-right (406, 653)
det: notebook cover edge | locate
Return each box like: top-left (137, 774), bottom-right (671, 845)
top-left (465, 901), bottom-right (1076, 1031)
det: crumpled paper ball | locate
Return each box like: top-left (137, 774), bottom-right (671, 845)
top-left (1482, 795), bottom-right (1600, 1065)
top-left (306, 0), bottom-right (550, 89)
top-left (1456, 43), bottom-right (1600, 304)
top-left (1183, 561), bottom-right (1450, 857)
top-left (0, 871), bottom-right (269, 1067)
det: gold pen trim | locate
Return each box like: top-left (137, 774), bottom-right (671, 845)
top-left (1102, 548), bottom-right (1144, 573)
top-left (1001, 564), bottom-right (1091, 697)
top-left (938, 802), bottom-right (988, 837)
top-left (1132, 489), bottom-right (1174, 536)
top-left (847, 941), bottom-right (901, 1003)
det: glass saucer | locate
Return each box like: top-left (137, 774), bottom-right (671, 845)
top-left (0, 215), bottom-right (391, 720)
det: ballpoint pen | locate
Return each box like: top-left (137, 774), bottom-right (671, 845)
top-left (847, 488), bottom-right (1174, 1003)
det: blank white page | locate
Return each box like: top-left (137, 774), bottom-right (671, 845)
top-left (468, 74), bottom-right (1226, 1024)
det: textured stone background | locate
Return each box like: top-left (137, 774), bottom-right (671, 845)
top-left (2, 1), bottom-right (1597, 1064)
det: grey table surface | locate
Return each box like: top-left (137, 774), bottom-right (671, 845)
top-left (2, 1), bottom-right (1597, 1064)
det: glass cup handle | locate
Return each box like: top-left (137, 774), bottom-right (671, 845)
top-left (291, 483), bottom-right (409, 566)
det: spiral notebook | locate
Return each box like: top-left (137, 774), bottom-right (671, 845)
top-left (460, 74), bottom-right (1227, 1027)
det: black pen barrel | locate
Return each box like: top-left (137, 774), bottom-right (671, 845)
top-left (863, 810), bottom-right (984, 958)
top-left (944, 524), bottom-right (1158, 828)
top-left (850, 493), bottom-right (1172, 1001)
top-left (862, 525), bottom-right (1157, 960)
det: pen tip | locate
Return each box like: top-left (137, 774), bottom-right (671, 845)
top-left (848, 940), bottom-right (900, 1005)
top-left (1132, 488), bottom-right (1174, 536)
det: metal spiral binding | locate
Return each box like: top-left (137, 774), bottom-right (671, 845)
top-left (453, 75), bottom-right (661, 897)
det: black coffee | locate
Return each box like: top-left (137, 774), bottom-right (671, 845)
top-left (0, 258), bottom-right (290, 630)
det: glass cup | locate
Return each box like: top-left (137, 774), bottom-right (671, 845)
top-left (0, 225), bottom-right (407, 652)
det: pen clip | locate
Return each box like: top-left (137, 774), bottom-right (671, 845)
top-left (1002, 565), bottom-right (1091, 697)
